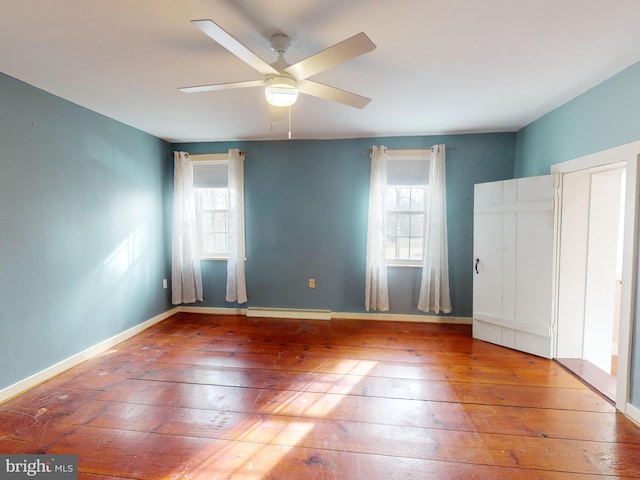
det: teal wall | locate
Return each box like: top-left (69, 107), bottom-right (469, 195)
top-left (173, 132), bottom-right (516, 317)
top-left (515, 61), bottom-right (640, 177)
top-left (515, 60), bottom-right (640, 407)
top-left (0, 73), bottom-right (173, 391)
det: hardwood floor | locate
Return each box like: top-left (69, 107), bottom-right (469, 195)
top-left (1, 312), bottom-right (640, 479)
top-left (556, 357), bottom-right (617, 402)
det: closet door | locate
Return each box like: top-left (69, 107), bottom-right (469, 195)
top-left (472, 175), bottom-right (557, 358)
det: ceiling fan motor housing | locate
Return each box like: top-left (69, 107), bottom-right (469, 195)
top-left (270, 33), bottom-right (292, 54)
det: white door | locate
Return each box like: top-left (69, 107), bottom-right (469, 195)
top-left (473, 174), bottom-right (557, 358)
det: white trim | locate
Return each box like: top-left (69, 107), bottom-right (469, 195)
top-left (178, 306), bottom-right (247, 315)
top-left (625, 402), bottom-right (640, 426)
top-left (387, 261), bottom-right (422, 268)
top-left (179, 306), bottom-right (470, 324)
top-left (247, 307), bottom-right (332, 320)
top-left (387, 148), bottom-right (431, 159)
top-left (551, 140), bottom-right (640, 415)
top-left (190, 153), bottom-right (229, 162)
top-left (0, 308), bottom-right (179, 404)
top-left (617, 153), bottom-right (639, 413)
top-left (333, 311), bottom-right (472, 324)
top-left (551, 142), bottom-right (640, 173)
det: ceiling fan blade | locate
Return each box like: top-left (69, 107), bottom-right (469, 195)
top-left (179, 79), bottom-right (264, 93)
top-left (285, 32), bottom-right (375, 80)
top-left (191, 19), bottom-right (279, 76)
top-left (297, 80), bottom-right (371, 109)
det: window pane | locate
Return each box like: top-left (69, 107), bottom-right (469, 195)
top-left (214, 212), bottom-right (227, 232)
top-left (397, 237), bottom-right (410, 260)
top-left (196, 186), bottom-right (231, 257)
top-left (411, 187), bottom-right (424, 210)
top-left (397, 213), bottom-right (411, 236)
top-left (213, 189), bottom-right (228, 209)
top-left (397, 187), bottom-right (411, 210)
top-left (202, 233), bottom-right (214, 252)
top-left (202, 212), bottom-right (215, 233)
top-left (214, 233), bottom-right (227, 253)
top-left (201, 189), bottom-right (215, 209)
top-left (386, 238), bottom-right (397, 259)
top-left (411, 213), bottom-right (424, 236)
top-left (410, 237), bottom-right (423, 260)
top-left (386, 212), bottom-right (397, 236)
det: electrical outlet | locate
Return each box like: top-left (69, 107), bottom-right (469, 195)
top-left (308, 278), bottom-right (315, 289)
top-left (162, 278), bottom-right (168, 289)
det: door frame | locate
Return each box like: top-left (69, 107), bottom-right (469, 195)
top-left (551, 141), bottom-right (640, 416)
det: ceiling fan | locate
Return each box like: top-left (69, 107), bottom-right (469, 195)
top-left (179, 19), bottom-right (376, 109)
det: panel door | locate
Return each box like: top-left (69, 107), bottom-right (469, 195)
top-left (473, 174), bottom-right (557, 358)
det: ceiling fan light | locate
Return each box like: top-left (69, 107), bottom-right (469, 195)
top-left (264, 75), bottom-right (298, 107)
top-left (265, 84), bottom-right (298, 107)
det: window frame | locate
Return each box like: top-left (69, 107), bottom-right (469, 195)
top-left (195, 187), bottom-right (230, 260)
top-left (190, 153), bottom-right (233, 261)
top-left (384, 149), bottom-right (431, 268)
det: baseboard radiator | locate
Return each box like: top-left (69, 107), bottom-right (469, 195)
top-left (246, 307), bottom-right (332, 320)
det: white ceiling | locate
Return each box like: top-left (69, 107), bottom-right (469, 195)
top-left (2, 0), bottom-right (640, 143)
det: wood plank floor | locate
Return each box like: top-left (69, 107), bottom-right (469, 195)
top-left (1, 312), bottom-right (640, 479)
top-left (557, 357), bottom-right (617, 402)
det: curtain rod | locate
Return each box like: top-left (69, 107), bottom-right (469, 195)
top-left (361, 146), bottom-right (455, 155)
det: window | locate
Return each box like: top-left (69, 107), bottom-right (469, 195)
top-left (386, 186), bottom-right (425, 262)
top-left (192, 156), bottom-right (231, 259)
top-left (385, 152), bottom-right (430, 266)
top-left (196, 188), bottom-right (229, 257)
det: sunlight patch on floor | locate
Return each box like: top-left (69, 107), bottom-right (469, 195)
top-left (177, 359), bottom-right (378, 479)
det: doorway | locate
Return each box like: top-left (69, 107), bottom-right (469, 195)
top-left (555, 163), bottom-right (625, 401)
top-left (551, 141), bottom-right (639, 413)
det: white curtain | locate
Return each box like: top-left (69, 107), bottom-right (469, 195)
top-left (365, 146), bottom-right (389, 311)
top-left (225, 149), bottom-right (248, 304)
top-left (171, 151), bottom-right (203, 305)
top-left (418, 144), bottom-right (452, 313)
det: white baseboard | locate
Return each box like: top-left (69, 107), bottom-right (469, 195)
top-left (247, 307), bottom-right (332, 320)
top-left (181, 306), bottom-right (468, 324)
top-left (178, 306), bottom-right (247, 315)
top-left (0, 307), bottom-right (179, 404)
top-left (625, 402), bottom-right (640, 426)
top-left (333, 311), bottom-right (472, 324)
